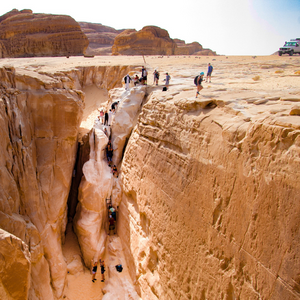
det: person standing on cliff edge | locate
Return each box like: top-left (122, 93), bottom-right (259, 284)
top-left (206, 63), bottom-right (213, 83)
top-left (141, 66), bottom-right (148, 85)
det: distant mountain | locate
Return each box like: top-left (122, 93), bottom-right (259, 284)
top-left (81, 23), bottom-right (217, 56)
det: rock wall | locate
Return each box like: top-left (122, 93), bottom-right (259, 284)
top-left (0, 229), bottom-right (31, 300)
top-left (112, 26), bottom-right (177, 56)
top-left (119, 96), bottom-right (300, 299)
top-left (79, 22), bottom-right (124, 56)
top-left (0, 63), bottom-right (131, 299)
top-left (0, 9), bottom-right (88, 58)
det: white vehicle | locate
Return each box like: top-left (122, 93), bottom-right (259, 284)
top-left (278, 39), bottom-right (300, 56)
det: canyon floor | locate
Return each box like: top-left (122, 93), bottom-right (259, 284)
top-left (1, 54), bottom-right (300, 299)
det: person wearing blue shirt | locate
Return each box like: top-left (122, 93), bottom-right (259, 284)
top-left (207, 63), bottom-right (213, 83)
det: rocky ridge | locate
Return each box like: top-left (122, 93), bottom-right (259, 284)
top-left (0, 9), bottom-right (88, 58)
top-left (111, 26), bottom-right (217, 56)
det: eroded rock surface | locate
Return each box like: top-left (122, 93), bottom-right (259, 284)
top-left (174, 39), bottom-right (216, 56)
top-left (112, 26), bottom-right (178, 56)
top-left (0, 229), bottom-right (31, 300)
top-left (80, 22), bottom-right (124, 56)
top-left (0, 9), bottom-right (88, 58)
top-left (0, 58), bottom-right (132, 298)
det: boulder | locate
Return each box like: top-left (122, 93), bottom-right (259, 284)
top-left (112, 26), bottom-right (177, 55)
top-left (290, 105), bottom-right (300, 115)
top-left (0, 9), bottom-right (89, 58)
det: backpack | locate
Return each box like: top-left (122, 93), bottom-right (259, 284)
top-left (194, 75), bottom-right (199, 85)
top-left (162, 86), bottom-right (168, 91)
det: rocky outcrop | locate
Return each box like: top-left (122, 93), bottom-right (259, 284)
top-left (80, 22), bottom-right (124, 56)
top-left (0, 229), bottom-right (31, 300)
top-left (0, 9), bottom-right (88, 58)
top-left (112, 26), bottom-right (177, 56)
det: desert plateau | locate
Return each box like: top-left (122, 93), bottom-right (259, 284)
top-left (0, 52), bottom-right (300, 300)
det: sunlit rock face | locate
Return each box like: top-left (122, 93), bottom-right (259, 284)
top-left (0, 229), bottom-right (31, 300)
top-left (0, 63), bottom-right (130, 298)
top-left (73, 128), bottom-right (111, 266)
top-left (0, 9), bottom-right (88, 58)
top-left (112, 26), bottom-right (177, 56)
top-left (119, 96), bottom-right (300, 299)
top-left (74, 86), bottom-right (146, 267)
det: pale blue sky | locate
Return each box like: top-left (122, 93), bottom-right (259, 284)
top-left (1, 0), bottom-right (299, 55)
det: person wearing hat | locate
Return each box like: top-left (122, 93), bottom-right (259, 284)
top-left (195, 72), bottom-right (205, 98)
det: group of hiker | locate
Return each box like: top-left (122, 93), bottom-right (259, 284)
top-left (124, 66), bottom-right (171, 90)
top-left (124, 63), bottom-right (213, 96)
top-left (97, 101), bottom-right (119, 127)
top-left (90, 258), bottom-right (123, 283)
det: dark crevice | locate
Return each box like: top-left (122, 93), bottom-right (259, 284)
top-left (67, 134), bottom-right (90, 221)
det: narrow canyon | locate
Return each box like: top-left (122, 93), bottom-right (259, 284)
top-left (0, 56), bottom-right (300, 300)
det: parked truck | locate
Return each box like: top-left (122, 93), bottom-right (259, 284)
top-left (278, 39), bottom-right (300, 56)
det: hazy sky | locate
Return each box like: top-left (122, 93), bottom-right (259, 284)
top-left (1, 0), bottom-right (300, 55)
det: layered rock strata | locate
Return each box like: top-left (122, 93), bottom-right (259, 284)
top-left (79, 22), bottom-right (124, 56)
top-left (0, 61), bottom-right (131, 298)
top-left (119, 94), bottom-right (300, 299)
top-left (174, 38), bottom-right (216, 56)
top-left (0, 9), bottom-right (88, 58)
top-left (112, 26), bottom-right (178, 56)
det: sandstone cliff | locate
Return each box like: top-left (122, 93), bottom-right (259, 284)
top-left (0, 59), bottom-right (131, 299)
top-left (80, 22), bottom-right (124, 56)
top-left (0, 9), bottom-right (88, 58)
top-left (112, 26), bottom-right (178, 56)
top-left (174, 38), bottom-right (216, 56)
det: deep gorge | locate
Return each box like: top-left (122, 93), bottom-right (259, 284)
top-left (1, 56), bottom-right (300, 300)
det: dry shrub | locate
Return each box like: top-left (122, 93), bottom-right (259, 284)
top-left (252, 75), bottom-right (260, 81)
top-left (294, 70), bottom-right (300, 75)
top-left (275, 70), bottom-right (284, 74)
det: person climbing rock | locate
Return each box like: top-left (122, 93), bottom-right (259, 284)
top-left (103, 128), bottom-right (108, 137)
top-left (111, 101), bottom-right (119, 113)
top-left (91, 260), bottom-right (98, 282)
top-left (104, 110), bottom-right (108, 125)
top-left (108, 215), bottom-right (115, 235)
top-left (108, 109), bottom-right (113, 126)
top-left (116, 264), bottom-right (123, 272)
top-left (112, 165), bottom-right (118, 178)
top-left (195, 72), bottom-right (205, 98)
top-left (98, 108), bottom-right (104, 124)
top-left (109, 206), bottom-right (117, 221)
top-left (100, 259), bottom-right (105, 282)
top-left (105, 144), bottom-right (117, 165)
